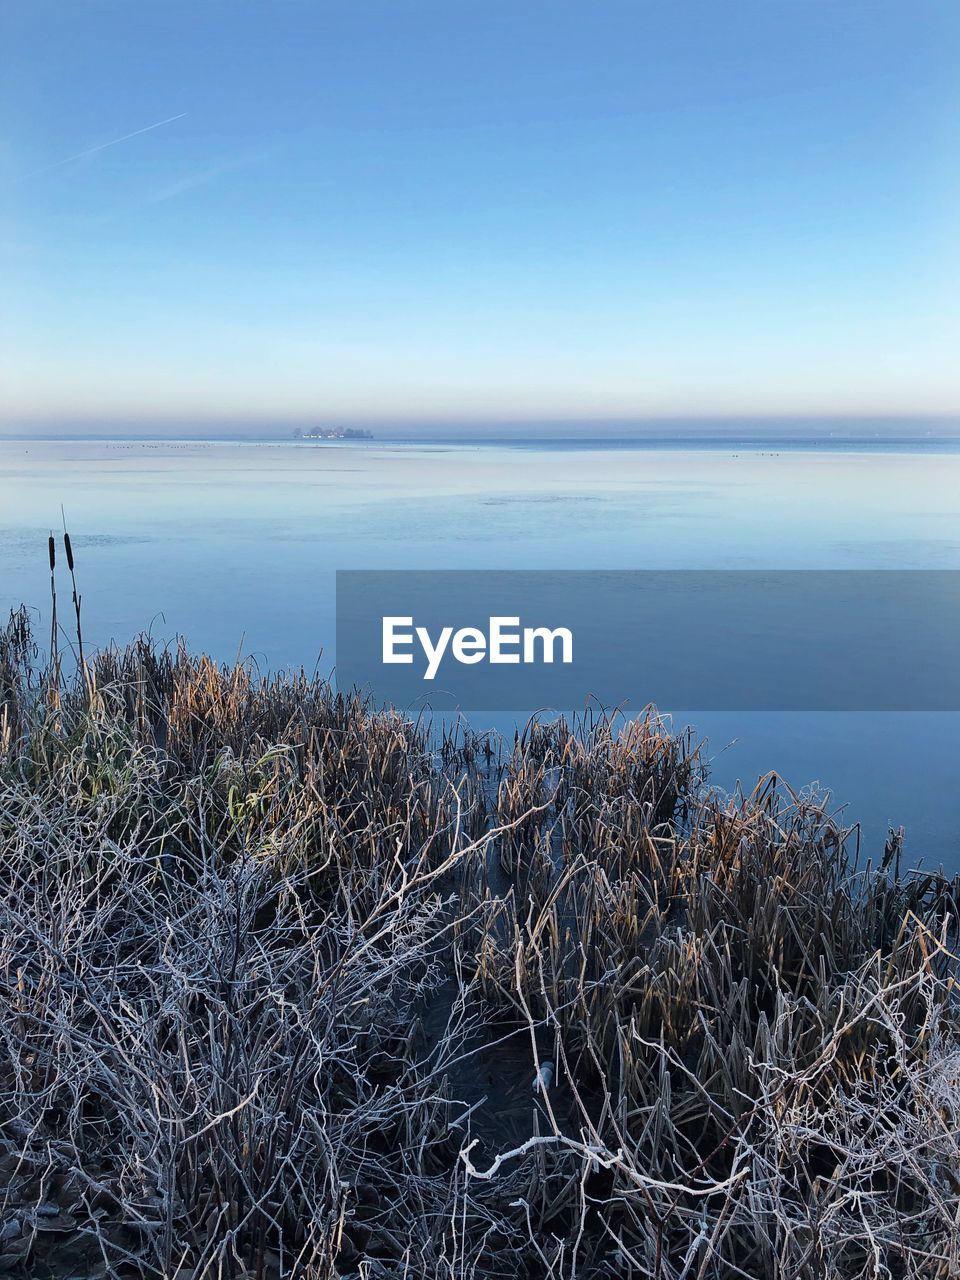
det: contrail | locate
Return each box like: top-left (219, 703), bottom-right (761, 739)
top-left (18, 112), bottom-right (188, 181)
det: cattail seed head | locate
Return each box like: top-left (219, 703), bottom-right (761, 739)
top-left (48, 535), bottom-right (56, 571)
top-left (64, 532), bottom-right (75, 571)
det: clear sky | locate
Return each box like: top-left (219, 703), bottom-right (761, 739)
top-left (1, 1), bottom-right (959, 432)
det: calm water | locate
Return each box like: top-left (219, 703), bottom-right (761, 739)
top-left (1, 437), bottom-right (959, 870)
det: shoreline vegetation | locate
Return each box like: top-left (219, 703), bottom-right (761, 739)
top-left (1, 603), bottom-right (959, 1279)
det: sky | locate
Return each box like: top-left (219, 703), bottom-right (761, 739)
top-left (1, 0), bottom-right (959, 434)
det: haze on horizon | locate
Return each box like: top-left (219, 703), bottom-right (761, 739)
top-left (2, 1), bottom-right (959, 435)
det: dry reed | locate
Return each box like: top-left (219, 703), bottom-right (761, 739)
top-left (0, 605), bottom-right (957, 1279)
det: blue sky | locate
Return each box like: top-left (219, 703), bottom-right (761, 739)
top-left (2, 1), bottom-right (959, 430)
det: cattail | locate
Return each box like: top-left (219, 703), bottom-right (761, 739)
top-left (48, 535), bottom-right (56, 571)
top-left (64, 532), bottom-right (74, 571)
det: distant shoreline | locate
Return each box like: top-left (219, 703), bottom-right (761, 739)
top-left (3, 432), bottom-right (960, 454)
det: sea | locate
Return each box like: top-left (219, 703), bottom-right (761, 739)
top-left (1, 435), bottom-right (959, 871)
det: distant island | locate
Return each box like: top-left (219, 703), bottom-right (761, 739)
top-left (293, 427), bottom-right (373, 441)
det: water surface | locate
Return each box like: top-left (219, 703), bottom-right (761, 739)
top-left (1, 438), bottom-right (958, 869)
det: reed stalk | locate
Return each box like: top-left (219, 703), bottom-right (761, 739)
top-left (0, 608), bottom-right (957, 1279)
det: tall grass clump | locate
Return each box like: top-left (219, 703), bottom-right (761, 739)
top-left (0, 605), bottom-right (958, 1279)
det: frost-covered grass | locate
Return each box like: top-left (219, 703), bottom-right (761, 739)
top-left (1, 606), bottom-right (958, 1279)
